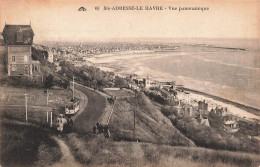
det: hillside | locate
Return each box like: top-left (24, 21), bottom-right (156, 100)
top-left (66, 133), bottom-right (260, 167)
top-left (110, 92), bottom-right (195, 146)
top-left (0, 47), bottom-right (69, 166)
top-left (64, 88), bottom-right (260, 167)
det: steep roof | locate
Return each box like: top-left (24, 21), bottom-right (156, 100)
top-left (2, 25), bottom-right (34, 45)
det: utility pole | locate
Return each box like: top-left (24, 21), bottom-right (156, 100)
top-left (47, 111), bottom-right (48, 123)
top-left (50, 111), bottom-right (52, 127)
top-left (133, 94), bottom-right (137, 141)
top-left (25, 94), bottom-right (28, 123)
top-left (133, 105), bottom-right (136, 141)
top-left (46, 89), bottom-right (49, 106)
top-left (73, 76), bottom-right (75, 101)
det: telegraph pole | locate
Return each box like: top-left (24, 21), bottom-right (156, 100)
top-left (46, 89), bottom-right (49, 106)
top-left (47, 111), bottom-right (48, 123)
top-left (133, 94), bottom-right (137, 141)
top-left (50, 111), bottom-right (52, 127)
top-left (24, 94), bottom-right (28, 123)
top-left (73, 76), bottom-right (75, 101)
top-left (133, 105), bottom-right (136, 141)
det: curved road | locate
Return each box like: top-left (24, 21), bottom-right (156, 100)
top-left (73, 84), bottom-right (106, 134)
top-left (51, 84), bottom-right (106, 166)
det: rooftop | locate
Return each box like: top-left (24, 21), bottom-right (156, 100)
top-left (2, 24), bottom-right (34, 45)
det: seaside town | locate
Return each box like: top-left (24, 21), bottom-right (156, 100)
top-left (33, 35), bottom-right (259, 132)
top-left (0, 23), bottom-right (260, 167)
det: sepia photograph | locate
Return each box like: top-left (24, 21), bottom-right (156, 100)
top-left (0, 0), bottom-right (259, 166)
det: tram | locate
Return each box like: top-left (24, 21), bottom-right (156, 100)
top-left (65, 101), bottom-right (80, 115)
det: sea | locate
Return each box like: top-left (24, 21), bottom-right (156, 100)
top-left (87, 38), bottom-right (260, 109)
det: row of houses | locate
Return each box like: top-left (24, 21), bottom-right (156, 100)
top-left (175, 94), bottom-right (239, 131)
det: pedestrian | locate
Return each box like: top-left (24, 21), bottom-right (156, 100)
top-left (93, 125), bottom-right (97, 134)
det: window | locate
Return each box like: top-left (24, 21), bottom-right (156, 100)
top-left (24, 55), bottom-right (28, 62)
top-left (16, 29), bottom-right (23, 42)
top-left (12, 56), bottom-right (16, 62)
top-left (25, 65), bottom-right (29, 74)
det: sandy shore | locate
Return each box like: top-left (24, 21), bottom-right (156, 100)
top-left (86, 50), bottom-right (260, 121)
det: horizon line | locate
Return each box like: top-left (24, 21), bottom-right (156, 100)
top-left (33, 37), bottom-right (260, 43)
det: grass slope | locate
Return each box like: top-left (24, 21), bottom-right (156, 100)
top-left (0, 86), bottom-right (71, 166)
top-left (66, 133), bottom-right (260, 167)
top-left (110, 92), bottom-right (195, 146)
top-left (0, 120), bottom-right (61, 167)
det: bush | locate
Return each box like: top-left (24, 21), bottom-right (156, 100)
top-left (144, 91), bottom-right (168, 105)
top-left (161, 107), bottom-right (173, 117)
top-left (59, 61), bottom-right (114, 89)
top-left (208, 110), bottom-right (223, 128)
top-left (0, 76), bottom-right (41, 88)
top-left (44, 74), bottom-right (54, 88)
top-left (114, 76), bottom-right (128, 88)
top-left (171, 117), bottom-right (260, 153)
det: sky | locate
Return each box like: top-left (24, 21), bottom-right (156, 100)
top-left (0, 0), bottom-right (259, 41)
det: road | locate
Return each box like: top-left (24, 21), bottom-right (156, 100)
top-left (71, 88), bottom-right (88, 122)
top-left (50, 84), bottom-right (105, 167)
top-left (73, 84), bottom-right (106, 134)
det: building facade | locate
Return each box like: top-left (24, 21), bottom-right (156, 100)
top-left (47, 49), bottom-right (54, 63)
top-left (2, 24), bottom-right (34, 76)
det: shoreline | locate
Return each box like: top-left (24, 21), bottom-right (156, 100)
top-left (85, 51), bottom-right (260, 119)
top-left (182, 87), bottom-right (260, 117)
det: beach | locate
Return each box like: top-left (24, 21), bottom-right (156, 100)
top-left (85, 39), bottom-right (260, 121)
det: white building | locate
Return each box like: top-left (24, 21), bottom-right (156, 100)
top-left (48, 50), bottom-right (54, 63)
top-left (143, 76), bottom-right (151, 88)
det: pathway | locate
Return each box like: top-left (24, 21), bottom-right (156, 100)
top-left (51, 136), bottom-right (82, 167)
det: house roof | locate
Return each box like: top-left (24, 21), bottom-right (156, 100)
top-left (224, 120), bottom-right (236, 125)
top-left (2, 24), bottom-right (34, 45)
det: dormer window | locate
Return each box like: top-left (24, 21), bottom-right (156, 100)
top-left (16, 27), bottom-right (23, 42)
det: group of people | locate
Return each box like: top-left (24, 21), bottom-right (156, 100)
top-left (56, 114), bottom-right (110, 139)
top-left (93, 122), bottom-right (111, 138)
top-left (56, 114), bottom-right (74, 133)
top-left (107, 96), bottom-right (117, 105)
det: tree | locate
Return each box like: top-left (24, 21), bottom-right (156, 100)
top-left (63, 79), bottom-right (70, 89)
top-left (114, 76), bottom-right (128, 88)
top-left (44, 74), bottom-right (54, 88)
